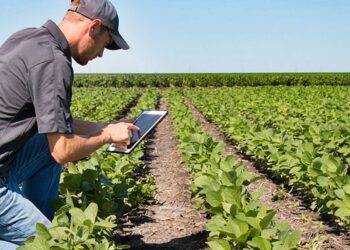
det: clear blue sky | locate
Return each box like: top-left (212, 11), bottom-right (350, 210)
top-left (1, 0), bottom-right (350, 73)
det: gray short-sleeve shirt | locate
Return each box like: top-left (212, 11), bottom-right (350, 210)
top-left (0, 20), bottom-right (74, 176)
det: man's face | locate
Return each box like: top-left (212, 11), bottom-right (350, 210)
top-left (74, 24), bottom-right (113, 66)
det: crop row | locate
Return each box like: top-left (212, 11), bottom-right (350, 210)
top-left (71, 87), bottom-right (140, 121)
top-left (164, 89), bottom-right (300, 250)
top-left (185, 86), bottom-right (350, 228)
top-left (20, 88), bottom-right (159, 249)
top-left (73, 73), bottom-right (350, 88)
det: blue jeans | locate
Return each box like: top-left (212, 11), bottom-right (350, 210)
top-left (0, 133), bottom-right (61, 249)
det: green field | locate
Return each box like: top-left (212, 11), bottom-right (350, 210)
top-left (20, 74), bottom-right (350, 250)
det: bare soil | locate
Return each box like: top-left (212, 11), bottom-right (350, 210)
top-left (119, 98), bottom-right (209, 250)
top-left (185, 97), bottom-right (350, 250)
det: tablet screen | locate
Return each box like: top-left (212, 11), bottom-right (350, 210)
top-left (107, 110), bottom-right (167, 153)
top-left (129, 112), bottom-right (164, 148)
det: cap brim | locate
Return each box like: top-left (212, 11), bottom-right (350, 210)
top-left (106, 31), bottom-right (130, 50)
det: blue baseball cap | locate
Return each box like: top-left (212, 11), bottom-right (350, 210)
top-left (68, 0), bottom-right (129, 50)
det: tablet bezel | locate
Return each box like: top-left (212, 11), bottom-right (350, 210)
top-left (106, 110), bottom-right (168, 154)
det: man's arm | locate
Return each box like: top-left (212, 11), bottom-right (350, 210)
top-left (47, 122), bottom-right (139, 164)
top-left (73, 118), bottom-right (107, 136)
top-left (73, 118), bottom-right (136, 136)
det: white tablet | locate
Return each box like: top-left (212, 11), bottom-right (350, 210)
top-left (107, 110), bottom-right (168, 154)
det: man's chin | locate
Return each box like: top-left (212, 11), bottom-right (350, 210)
top-left (73, 57), bottom-right (88, 66)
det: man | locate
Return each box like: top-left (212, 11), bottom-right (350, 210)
top-left (0, 0), bottom-right (138, 248)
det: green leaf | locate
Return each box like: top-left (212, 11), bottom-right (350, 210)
top-left (261, 228), bottom-right (277, 239)
top-left (65, 190), bottom-right (75, 207)
top-left (67, 163), bottom-right (79, 173)
top-left (343, 185), bottom-right (350, 194)
top-left (207, 239), bottom-right (231, 250)
top-left (236, 213), bottom-right (261, 231)
top-left (316, 176), bottom-right (329, 187)
top-left (49, 226), bottom-right (71, 240)
top-left (271, 242), bottom-right (290, 250)
top-left (207, 215), bottom-right (227, 233)
top-left (20, 236), bottom-right (51, 250)
top-left (69, 207), bottom-right (87, 225)
top-left (289, 166), bottom-right (301, 175)
top-left (220, 156), bottom-right (236, 172)
top-left (301, 151), bottom-right (312, 165)
top-left (206, 191), bottom-right (223, 208)
top-left (115, 161), bottom-right (133, 175)
top-left (219, 171), bottom-right (234, 187)
top-left (36, 223), bottom-right (51, 240)
top-left (303, 142), bottom-right (315, 155)
top-left (63, 174), bottom-right (81, 192)
top-left (222, 202), bottom-right (233, 214)
top-left (221, 187), bottom-right (239, 204)
top-left (77, 224), bottom-right (90, 240)
top-left (334, 189), bottom-right (346, 199)
top-left (259, 210), bottom-right (276, 230)
top-left (323, 156), bottom-right (339, 173)
top-left (50, 199), bottom-right (66, 212)
top-left (115, 244), bottom-right (131, 250)
top-left (94, 220), bottom-right (117, 229)
top-left (226, 218), bottom-right (249, 239)
top-left (335, 207), bottom-right (350, 217)
top-left (248, 236), bottom-right (272, 250)
top-left (53, 209), bottom-right (70, 228)
top-left (194, 175), bottom-right (213, 189)
top-left (84, 202), bottom-right (98, 224)
top-left (81, 169), bottom-right (98, 191)
top-left (212, 142), bottom-right (226, 159)
top-left (275, 221), bottom-right (290, 232)
top-left (286, 231), bottom-right (301, 248)
top-left (189, 133), bottom-right (207, 144)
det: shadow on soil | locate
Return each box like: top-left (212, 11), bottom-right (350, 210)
top-left (121, 207), bottom-right (156, 227)
top-left (120, 231), bottom-right (209, 250)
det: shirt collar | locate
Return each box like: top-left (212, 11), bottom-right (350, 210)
top-left (42, 20), bottom-right (71, 62)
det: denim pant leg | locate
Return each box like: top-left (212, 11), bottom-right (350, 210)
top-left (0, 237), bottom-right (18, 250)
top-left (0, 133), bottom-right (62, 246)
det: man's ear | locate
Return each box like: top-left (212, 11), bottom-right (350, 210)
top-left (88, 19), bottom-right (103, 35)
top-left (71, 0), bottom-right (80, 5)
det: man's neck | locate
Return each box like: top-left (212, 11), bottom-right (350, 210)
top-left (58, 19), bottom-right (87, 59)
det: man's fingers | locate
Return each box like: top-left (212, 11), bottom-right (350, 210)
top-left (127, 124), bottom-right (140, 131)
top-left (125, 123), bottom-right (142, 138)
top-left (114, 142), bottom-right (128, 149)
top-left (107, 122), bottom-right (140, 147)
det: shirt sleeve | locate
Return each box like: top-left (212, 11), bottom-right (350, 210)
top-left (28, 58), bottom-right (74, 134)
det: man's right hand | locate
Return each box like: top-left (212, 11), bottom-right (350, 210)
top-left (103, 122), bottom-right (140, 149)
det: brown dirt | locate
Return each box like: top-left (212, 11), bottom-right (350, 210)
top-left (119, 98), bottom-right (209, 250)
top-left (185, 97), bottom-right (350, 250)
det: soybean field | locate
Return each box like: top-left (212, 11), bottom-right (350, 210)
top-left (20, 74), bottom-right (350, 250)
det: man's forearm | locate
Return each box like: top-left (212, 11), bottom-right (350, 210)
top-left (73, 118), bottom-right (108, 136)
top-left (48, 132), bottom-right (110, 164)
top-left (48, 121), bottom-right (137, 164)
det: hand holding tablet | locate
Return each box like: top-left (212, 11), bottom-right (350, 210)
top-left (107, 110), bottom-right (168, 154)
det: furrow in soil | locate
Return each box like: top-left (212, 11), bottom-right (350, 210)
top-left (120, 98), bottom-right (209, 250)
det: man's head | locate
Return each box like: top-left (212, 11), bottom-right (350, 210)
top-left (60, 0), bottom-right (129, 65)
